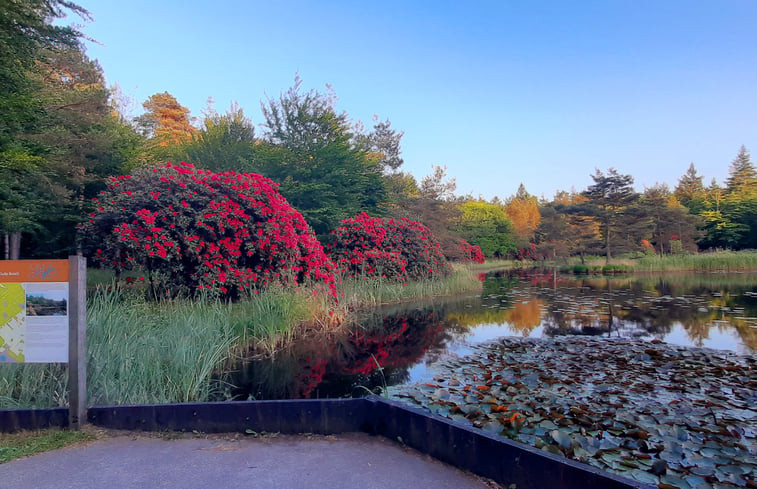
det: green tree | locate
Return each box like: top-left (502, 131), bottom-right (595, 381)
top-left (20, 45), bottom-right (140, 257)
top-left (674, 163), bottom-right (707, 214)
top-left (392, 165), bottom-right (464, 260)
top-left (536, 194), bottom-right (600, 263)
top-left (457, 199), bottom-right (516, 258)
top-left (178, 102), bottom-right (256, 173)
top-left (581, 168), bottom-right (639, 262)
top-left (640, 184), bottom-right (701, 254)
top-left (725, 145), bottom-right (756, 195)
top-left (353, 116), bottom-right (404, 172)
top-left (255, 77), bottom-right (385, 236)
top-left (0, 1), bottom-right (138, 258)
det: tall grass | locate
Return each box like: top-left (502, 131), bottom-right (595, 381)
top-left (86, 287), bottom-right (239, 405)
top-left (456, 259), bottom-right (518, 272)
top-left (0, 364), bottom-right (68, 408)
top-left (339, 268), bottom-right (482, 308)
top-left (0, 268), bottom-right (484, 408)
top-left (631, 250), bottom-right (757, 272)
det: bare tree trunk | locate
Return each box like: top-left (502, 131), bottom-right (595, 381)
top-left (3, 233), bottom-right (8, 260)
top-left (605, 223), bottom-right (611, 263)
top-left (9, 232), bottom-right (21, 260)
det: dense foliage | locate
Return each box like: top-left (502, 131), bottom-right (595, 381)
top-left (327, 212), bottom-right (452, 281)
top-left (79, 162), bottom-right (336, 299)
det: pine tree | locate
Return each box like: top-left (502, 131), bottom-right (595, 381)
top-left (725, 146), bottom-right (756, 194)
top-left (581, 168), bottom-right (638, 262)
top-left (674, 163), bottom-right (705, 204)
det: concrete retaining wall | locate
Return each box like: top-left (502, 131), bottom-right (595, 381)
top-left (0, 398), bottom-right (652, 489)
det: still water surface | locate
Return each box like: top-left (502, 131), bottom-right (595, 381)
top-left (224, 270), bottom-right (756, 400)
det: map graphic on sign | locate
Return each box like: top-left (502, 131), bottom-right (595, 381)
top-left (0, 260), bottom-right (69, 363)
top-left (0, 284), bottom-right (26, 362)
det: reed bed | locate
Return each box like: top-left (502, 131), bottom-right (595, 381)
top-left (339, 268), bottom-right (482, 308)
top-left (631, 250), bottom-right (757, 272)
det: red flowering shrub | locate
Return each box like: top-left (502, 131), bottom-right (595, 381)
top-left (327, 212), bottom-right (452, 281)
top-left (517, 242), bottom-right (537, 261)
top-left (458, 240), bottom-right (485, 264)
top-left (79, 162), bottom-right (337, 299)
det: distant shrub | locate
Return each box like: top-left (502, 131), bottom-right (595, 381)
top-left (601, 264), bottom-right (632, 274)
top-left (79, 162), bottom-right (336, 299)
top-left (458, 240), bottom-right (485, 264)
top-left (327, 212), bottom-right (452, 281)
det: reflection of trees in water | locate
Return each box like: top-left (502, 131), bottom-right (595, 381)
top-left (530, 273), bottom-right (756, 348)
top-left (504, 300), bottom-right (544, 336)
top-left (219, 271), bottom-right (756, 400)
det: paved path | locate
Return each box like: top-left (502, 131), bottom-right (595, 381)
top-left (0, 432), bottom-right (498, 489)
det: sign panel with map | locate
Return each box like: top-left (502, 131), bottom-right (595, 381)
top-left (0, 260), bottom-right (70, 363)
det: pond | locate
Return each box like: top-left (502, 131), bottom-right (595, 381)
top-left (221, 270), bottom-right (756, 400)
top-left (219, 269), bottom-right (757, 488)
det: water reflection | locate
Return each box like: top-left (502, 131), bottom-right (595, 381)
top-left (466, 270), bottom-right (757, 353)
top-left (220, 270), bottom-right (756, 400)
top-left (221, 306), bottom-right (460, 400)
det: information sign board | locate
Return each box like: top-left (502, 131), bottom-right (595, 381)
top-left (0, 260), bottom-right (70, 363)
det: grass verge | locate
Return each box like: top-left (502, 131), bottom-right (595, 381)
top-left (0, 429), bottom-right (97, 464)
top-left (551, 250), bottom-right (757, 273)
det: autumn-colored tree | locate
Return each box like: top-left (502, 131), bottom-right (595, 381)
top-left (136, 92), bottom-right (196, 152)
top-left (504, 183), bottom-right (541, 244)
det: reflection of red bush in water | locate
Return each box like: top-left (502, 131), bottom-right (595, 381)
top-left (294, 311), bottom-right (445, 398)
top-left (299, 357), bottom-right (327, 398)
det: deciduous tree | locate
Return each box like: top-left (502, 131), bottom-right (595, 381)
top-left (457, 199), bottom-right (516, 258)
top-left (256, 77), bottom-right (385, 236)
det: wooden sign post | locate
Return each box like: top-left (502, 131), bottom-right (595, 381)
top-left (68, 256), bottom-right (87, 430)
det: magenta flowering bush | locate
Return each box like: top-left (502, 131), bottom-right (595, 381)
top-left (327, 212), bottom-right (452, 281)
top-left (459, 240), bottom-right (485, 264)
top-left (79, 162), bottom-right (337, 299)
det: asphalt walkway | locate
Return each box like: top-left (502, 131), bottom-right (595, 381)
top-left (0, 432), bottom-right (499, 489)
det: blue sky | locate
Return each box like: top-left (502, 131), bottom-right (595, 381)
top-left (70, 0), bottom-right (757, 200)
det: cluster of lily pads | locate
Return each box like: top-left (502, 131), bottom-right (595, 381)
top-left (390, 336), bottom-right (756, 488)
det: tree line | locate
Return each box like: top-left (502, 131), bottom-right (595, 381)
top-left (1, 1), bottom-right (755, 262)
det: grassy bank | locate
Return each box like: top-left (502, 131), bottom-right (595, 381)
top-left (0, 268), bottom-right (483, 408)
top-left (554, 250), bottom-right (757, 273)
top-left (339, 267), bottom-right (482, 307)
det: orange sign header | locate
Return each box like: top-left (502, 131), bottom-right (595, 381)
top-left (0, 260), bottom-right (69, 283)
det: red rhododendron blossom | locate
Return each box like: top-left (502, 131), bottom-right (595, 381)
top-left (327, 212), bottom-right (451, 281)
top-left (79, 162), bottom-right (337, 299)
top-left (459, 240), bottom-right (485, 264)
